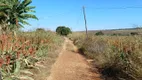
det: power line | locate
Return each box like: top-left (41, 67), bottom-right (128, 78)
top-left (88, 6), bottom-right (142, 10)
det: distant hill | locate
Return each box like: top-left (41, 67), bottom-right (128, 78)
top-left (77, 27), bottom-right (142, 35)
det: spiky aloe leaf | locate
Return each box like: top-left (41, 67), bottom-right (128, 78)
top-left (18, 76), bottom-right (34, 80)
top-left (3, 78), bottom-right (13, 80)
top-left (28, 65), bottom-right (41, 72)
top-left (20, 70), bottom-right (33, 75)
top-left (24, 59), bottom-right (29, 66)
top-left (3, 76), bottom-right (19, 80)
top-left (14, 60), bottom-right (21, 75)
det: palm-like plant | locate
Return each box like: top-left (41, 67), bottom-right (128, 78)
top-left (0, 0), bottom-right (38, 30)
top-left (0, 1), bottom-right (9, 24)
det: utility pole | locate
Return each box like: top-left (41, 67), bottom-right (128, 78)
top-left (83, 6), bottom-right (88, 38)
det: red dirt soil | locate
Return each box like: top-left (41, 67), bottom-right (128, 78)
top-left (46, 38), bottom-right (102, 80)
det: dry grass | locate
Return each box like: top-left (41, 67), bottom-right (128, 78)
top-left (22, 31), bottom-right (64, 80)
top-left (69, 32), bottom-right (142, 80)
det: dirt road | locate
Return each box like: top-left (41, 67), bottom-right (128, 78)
top-left (47, 38), bottom-right (102, 80)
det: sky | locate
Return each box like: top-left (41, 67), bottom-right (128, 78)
top-left (23, 0), bottom-right (142, 31)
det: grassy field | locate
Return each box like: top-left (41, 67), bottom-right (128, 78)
top-left (68, 32), bottom-right (142, 80)
top-left (79, 28), bottom-right (142, 36)
top-left (0, 30), bottom-right (64, 80)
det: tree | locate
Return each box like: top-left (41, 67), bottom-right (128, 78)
top-left (56, 26), bottom-right (72, 36)
top-left (0, 0), bottom-right (38, 30)
top-left (36, 28), bottom-right (45, 32)
top-left (95, 31), bottom-right (104, 36)
top-left (130, 32), bottom-right (138, 36)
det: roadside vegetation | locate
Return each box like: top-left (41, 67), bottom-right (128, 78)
top-left (0, 0), bottom-right (64, 80)
top-left (1, 0), bottom-right (142, 80)
top-left (0, 30), bottom-right (63, 80)
top-left (69, 32), bottom-right (142, 80)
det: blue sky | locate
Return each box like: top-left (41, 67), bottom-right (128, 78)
top-left (23, 0), bottom-right (142, 31)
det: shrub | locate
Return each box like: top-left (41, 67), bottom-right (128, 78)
top-left (56, 26), bottom-right (72, 36)
top-left (69, 33), bottom-right (142, 80)
top-left (111, 33), bottom-right (130, 36)
top-left (112, 33), bottom-right (117, 36)
top-left (131, 32), bottom-right (138, 35)
top-left (36, 28), bottom-right (46, 32)
top-left (95, 31), bottom-right (104, 36)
